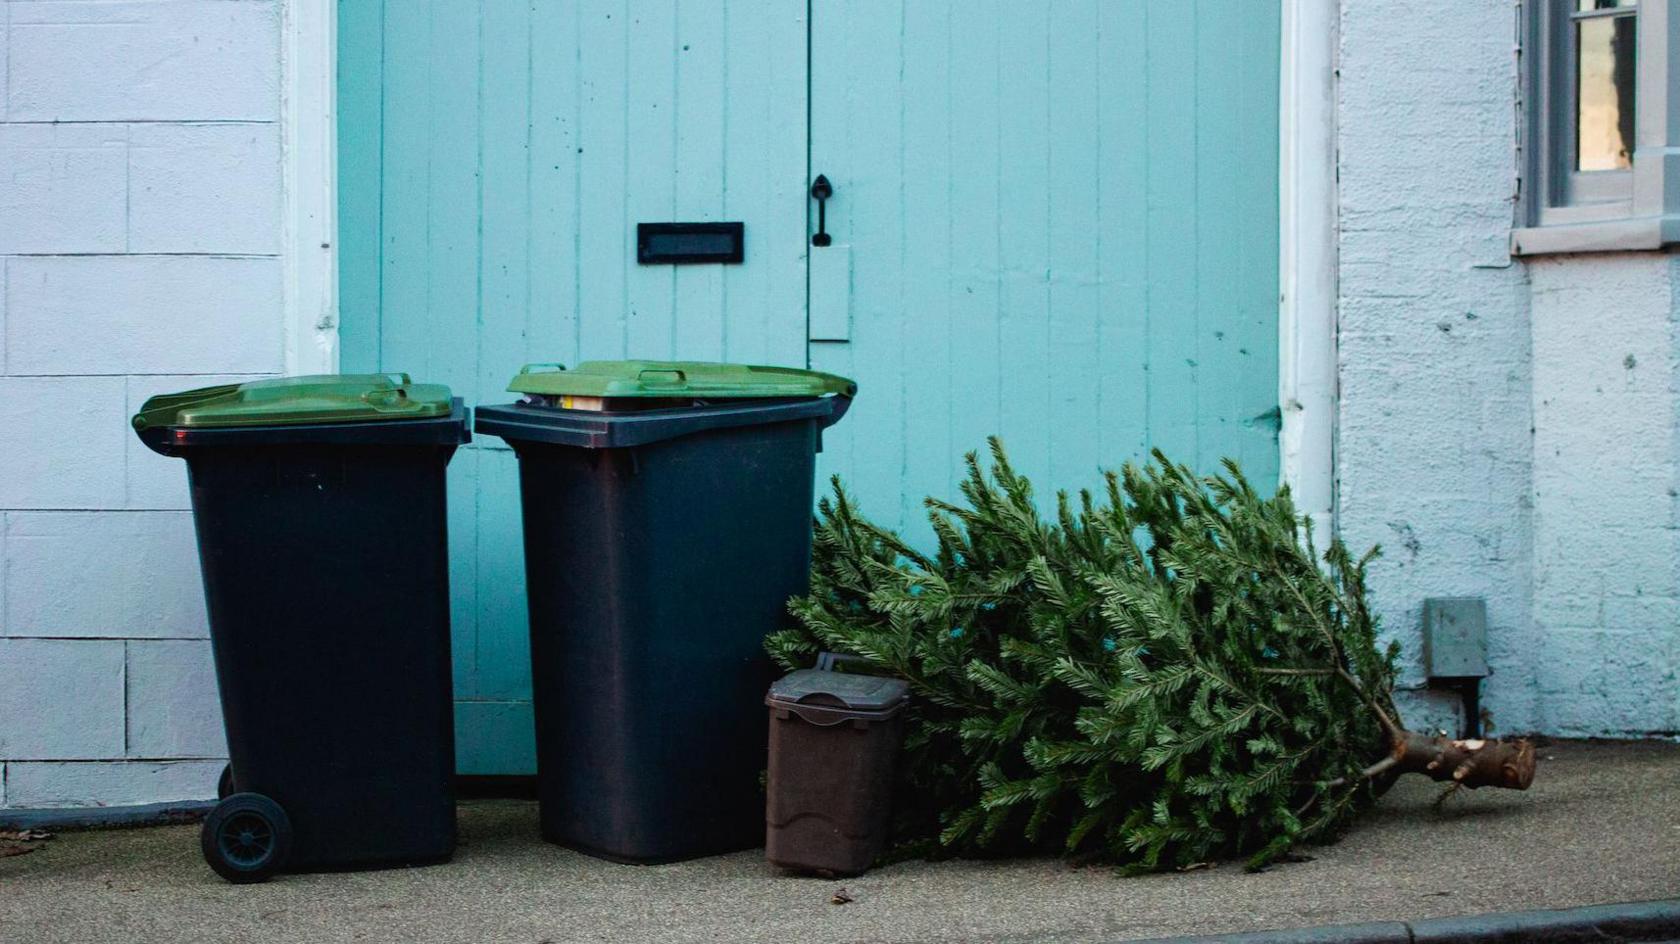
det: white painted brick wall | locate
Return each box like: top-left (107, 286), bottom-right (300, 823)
top-left (1338, 2), bottom-right (1680, 738)
top-left (0, 0), bottom-right (282, 808)
top-left (1529, 255), bottom-right (1680, 737)
top-left (1336, 0), bottom-right (1539, 735)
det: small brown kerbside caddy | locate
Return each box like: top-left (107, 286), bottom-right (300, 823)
top-left (765, 660), bottom-right (910, 876)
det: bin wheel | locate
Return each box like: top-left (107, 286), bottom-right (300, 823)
top-left (201, 793), bottom-right (292, 884)
top-left (216, 764), bottom-right (235, 800)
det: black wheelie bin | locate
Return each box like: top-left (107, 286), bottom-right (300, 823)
top-left (132, 374), bottom-right (469, 883)
top-left (475, 361), bottom-right (855, 863)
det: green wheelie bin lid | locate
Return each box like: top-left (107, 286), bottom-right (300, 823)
top-left (131, 374), bottom-right (454, 431)
top-left (507, 361), bottom-right (857, 400)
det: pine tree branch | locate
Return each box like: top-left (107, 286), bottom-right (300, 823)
top-left (1330, 665), bottom-right (1401, 742)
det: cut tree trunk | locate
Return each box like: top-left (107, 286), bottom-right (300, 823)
top-left (1391, 731), bottom-right (1536, 790)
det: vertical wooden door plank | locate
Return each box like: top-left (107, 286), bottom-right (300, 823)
top-left (724, 0), bottom-right (807, 366)
top-left (996, 0), bottom-right (1052, 490)
top-left (1097, 0), bottom-right (1151, 467)
top-left (721, 0), bottom-right (774, 364)
top-left (423, 0), bottom-right (481, 394)
top-left (1047, 0), bottom-right (1102, 490)
top-left (477, 0), bottom-right (532, 407)
top-left (672, 0), bottom-right (727, 359)
top-left (761, 0), bottom-right (810, 368)
top-left (945, 1), bottom-right (1004, 486)
top-left (809, 0), bottom-right (859, 493)
top-left (1236, 1), bottom-right (1282, 483)
top-left (625, 2), bottom-right (678, 358)
top-left (1193, 0), bottom-right (1249, 482)
top-left (377, 0), bottom-right (431, 377)
top-left (841, 0), bottom-right (908, 531)
top-left (429, 1), bottom-right (484, 708)
top-left (473, 0), bottom-right (533, 706)
top-left (336, 0), bottom-right (382, 373)
top-left (577, 1), bottom-right (631, 359)
top-left (897, 0), bottom-right (953, 539)
top-left (1143, 3), bottom-right (1200, 467)
top-left (528, 0), bottom-right (582, 366)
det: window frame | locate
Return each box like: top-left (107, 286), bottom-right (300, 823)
top-left (1515, 0), bottom-right (1680, 254)
top-left (1549, 3), bottom-right (1636, 211)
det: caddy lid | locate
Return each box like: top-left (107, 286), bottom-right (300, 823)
top-left (767, 669), bottom-right (910, 713)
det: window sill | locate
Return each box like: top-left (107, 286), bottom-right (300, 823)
top-left (1510, 215), bottom-right (1680, 256)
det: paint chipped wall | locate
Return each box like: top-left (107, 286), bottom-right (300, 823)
top-left (1337, 1), bottom-right (1679, 737)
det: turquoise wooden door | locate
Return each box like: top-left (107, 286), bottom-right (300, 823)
top-left (808, 0), bottom-right (1281, 542)
top-left (339, 1), bottom-right (1279, 774)
top-left (337, 1), bottom-right (810, 773)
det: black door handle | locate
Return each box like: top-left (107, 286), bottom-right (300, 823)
top-left (810, 174), bottom-right (833, 247)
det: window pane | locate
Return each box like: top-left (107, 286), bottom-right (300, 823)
top-left (1576, 0), bottom-right (1636, 11)
top-left (1576, 14), bottom-right (1637, 171)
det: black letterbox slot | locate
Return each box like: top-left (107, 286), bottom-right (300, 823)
top-left (637, 222), bottom-right (744, 265)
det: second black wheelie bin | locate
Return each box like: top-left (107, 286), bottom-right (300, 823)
top-left (475, 361), bottom-right (855, 863)
top-left (132, 374), bottom-right (469, 883)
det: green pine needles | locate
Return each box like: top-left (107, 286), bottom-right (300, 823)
top-left (766, 438), bottom-right (1408, 873)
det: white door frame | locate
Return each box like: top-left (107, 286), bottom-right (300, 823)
top-left (283, 0), bottom-right (339, 376)
top-left (1278, 0), bottom-right (1339, 529)
top-left (286, 1), bottom-right (1341, 518)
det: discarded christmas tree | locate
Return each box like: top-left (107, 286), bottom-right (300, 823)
top-left (766, 439), bottom-right (1535, 872)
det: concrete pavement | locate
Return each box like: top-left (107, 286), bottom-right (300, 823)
top-left (2, 739), bottom-right (1676, 944)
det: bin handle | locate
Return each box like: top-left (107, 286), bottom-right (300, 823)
top-left (637, 367), bottom-right (687, 386)
top-left (805, 371), bottom-right (858, 400)
top-left (797, 371), bottom-right (856, 429)
top-left (362, 387), bottom-right (416, 411)
top-left (517, 362), bottom-right (568, 376)
top-left (382, 373), bottom-right (414, 387)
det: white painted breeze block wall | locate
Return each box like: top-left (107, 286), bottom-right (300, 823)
top-left (1337, 1), bottom-right (1679, 738)
top-left (0, 0), bottom-right (283, 808)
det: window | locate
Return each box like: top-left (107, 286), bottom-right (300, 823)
top-left (1515, 0), bottom-right (1680, 253)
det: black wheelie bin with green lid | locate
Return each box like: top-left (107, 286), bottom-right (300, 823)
top-left (132, 374), bottom-right (469, 883)
top-left (475, 361), bottom-right (856, 863)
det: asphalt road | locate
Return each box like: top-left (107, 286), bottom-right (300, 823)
top-left (2, 739), bottom-right (1676, 944)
